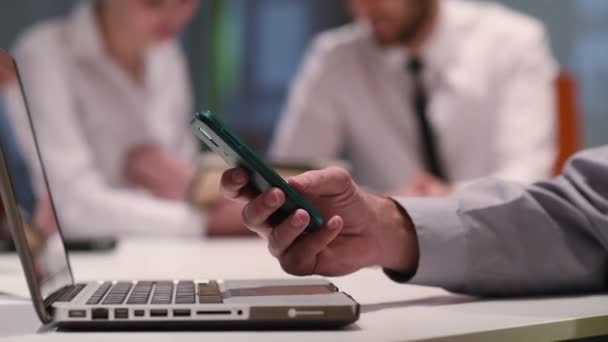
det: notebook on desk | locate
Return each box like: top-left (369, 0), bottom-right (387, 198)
top-left (0, 50), bottom-right (359, 330)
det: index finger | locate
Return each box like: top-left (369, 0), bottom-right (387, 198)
top-left (219, 168), bottom-right (259, 201)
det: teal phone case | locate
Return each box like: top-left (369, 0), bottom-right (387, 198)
top-left (190, 111), bottom-right (324, 233)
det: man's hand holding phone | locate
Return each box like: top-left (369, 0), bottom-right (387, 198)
top-left (220, 167), bottom-right (419, 277)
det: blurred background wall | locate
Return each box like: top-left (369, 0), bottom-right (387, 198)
top-left (1, 0), bottom-right (607, 151)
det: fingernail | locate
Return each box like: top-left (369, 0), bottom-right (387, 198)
top-left (292, 210), bottom-right (309, 227)
top-left (291, 213), bottom-right (302, 226)
top-left (329, 216), bottom-right (342, 230)
top-left (233, 169), bottom-right (246, 183)
top-left (242, 204), bottom-right (251, 222)
top-left (265, 191), bottom-right (279, 207)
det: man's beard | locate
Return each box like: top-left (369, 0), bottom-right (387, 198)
top-left (396, 1), bottom-right (433, 45)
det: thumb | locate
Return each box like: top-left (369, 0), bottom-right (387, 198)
top-left (288, 167), bottom-right (354, 197)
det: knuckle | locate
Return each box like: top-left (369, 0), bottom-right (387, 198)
top-left (313, 250), bottom-right (332, 274)
top-left (243, 198), bottom-right (268, 226)
top-left (241, 204), bottom-right (252, 224)
top-left (220, 171), bottom-right (230, 186)
top-left (330, 167), bottom-right (352, 184)
top-left (221, 173), bottom-right (236, 186)
top-left (293, 172), bottom-right (313, 187)
top-left (267, 230), bottom-right (282, 256)
top-left (267, 243), bottom-right (281, 258)
top-left (219, 184), bottom-right (236, 199)
top-left (246, 225), bottom-right (269, 240)
top-left (280, 253), bottom-right (312, 277)
top-left (219, 184), bottom-right (230, 197)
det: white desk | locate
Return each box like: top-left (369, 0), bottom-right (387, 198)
top-left (1, 238), bottom-right (608, 341)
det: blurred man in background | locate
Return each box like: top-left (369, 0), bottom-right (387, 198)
top-left (1, 55), bottom-right (58, 248)
top-left (0, 58), bottom-right (36, 239)
top-left (271, 0), bottom-right (558, 196)
top-left (6, 0), bottom-right (247, 239)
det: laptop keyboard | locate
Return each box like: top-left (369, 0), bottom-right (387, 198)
top-left (150, 281), bottom-right (174, 305)
top-left (127, 281), bottom-right (154, 305)
top-left (198, 282), bottom-right (224, 304)
top-left (175, 280), bottom-right (196, 304)
top-left (102, 282), bottom-right (133, 305)
top-left (86, 282), bottom-right (112, 304)
top-left (55, 284), bottom-right (87, 302)
top-left (85, 281), bottom-right (223, 305)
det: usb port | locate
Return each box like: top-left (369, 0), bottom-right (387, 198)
top-left (173, 309), bottom-right (191, 317)
top-left (92, 308), bottom-right (109, 320)
top-left (150, 309), bottom-right (168, 317)
top-left (68, 310), bottom-right (86, 318)
top-left (134, 310), bottom-right (145, 317)
top-left (114, 308), bottom-right (129, 319)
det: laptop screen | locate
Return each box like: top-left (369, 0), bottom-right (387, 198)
top-left (0, 50), bottom-right (73, 300)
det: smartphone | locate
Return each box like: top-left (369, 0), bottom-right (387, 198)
top-left (190, 111), bottom-right (324, 233)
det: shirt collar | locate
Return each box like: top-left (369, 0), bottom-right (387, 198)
top-left (371, 0), bottom-right (479, 83)
top-left (65, 0), bottom-right (106, 61)
top-left (424, 0), bottom-right (486, 97)
top-left (422, 2), bottom-right (456, 70)
top-left (63, 1), bottom-right (158, 93)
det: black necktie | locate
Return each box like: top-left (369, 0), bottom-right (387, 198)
top-left (407, 57), bottom-right (446, 180)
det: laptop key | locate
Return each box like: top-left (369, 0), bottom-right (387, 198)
top-left (151, 282), bottom-right (174, 305)
top-left (175, 298), bottom-right (196, 304)
top-left (102, 282), bottom-right (133, 305)
top-left (175, 281), bottom-right (196, 304)
top-left (126, 281), bottom-right (154, 305)
top-left (56, 284), bottom-right (86, 302)
top-left (197, 282), bottom-right (223, 304)
top-left (86, 282), bottom-right (113, 305)
top-left (199, 297), bottom-right (223, 304)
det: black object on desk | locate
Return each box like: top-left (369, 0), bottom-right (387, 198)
top-left (0, 238), bottom-right (118, 253)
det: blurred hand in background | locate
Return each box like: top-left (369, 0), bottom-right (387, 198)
top-left (124, 144), bottom-right (196, 201)
top-left (124, 144), bottom-right (252, 237)
top-left (33, 192), bottom-right (58, 238)
top-left (0, 52), bottom-right (16, 88)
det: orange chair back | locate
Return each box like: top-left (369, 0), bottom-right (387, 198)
top-left (554, 72), bottom-right (582, 175)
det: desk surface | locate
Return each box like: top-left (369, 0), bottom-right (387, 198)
top-left (1, 238), bottom-right (607, 342)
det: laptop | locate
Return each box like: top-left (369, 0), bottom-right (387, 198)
top-left (0, 50), bottom-right (359, 330)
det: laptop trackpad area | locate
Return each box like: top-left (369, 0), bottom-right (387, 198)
top-left (225, 285), bottom-right (335, 297)
top-left (219, 279), bottom-right (355, 307)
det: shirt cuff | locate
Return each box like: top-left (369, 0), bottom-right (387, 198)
top-left (387, 197), bottom-right (468, 292)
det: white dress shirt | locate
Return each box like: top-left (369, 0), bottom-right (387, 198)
top-left (7, 1), bottom-right (203, 238)
top-left (270, 0), bottom-right (558, 192)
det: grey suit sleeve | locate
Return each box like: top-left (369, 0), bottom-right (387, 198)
top-left (391, 147), bottom-right (608, 296)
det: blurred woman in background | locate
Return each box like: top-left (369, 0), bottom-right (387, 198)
top-left (7, 0), bottom-right (246, 238)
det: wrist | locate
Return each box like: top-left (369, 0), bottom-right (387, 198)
top-left (371, 195), bottom-right (419, 274)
